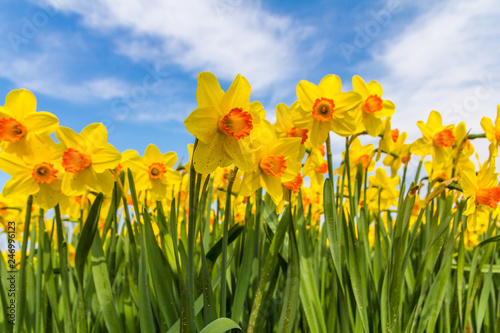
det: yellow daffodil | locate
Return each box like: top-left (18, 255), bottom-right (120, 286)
top-left (303, 146), bottom-right (328, 188)
top-left (342, 137), bottom-right (375, 177)
top-left (56, 123), bottom-right (121, 196)
top-left (125, 144), bottom-right (182, 201)
top-left (274, 102), bottom-right (308, 159)
top-left (295, 74), bottom-right (362, 147)
top-left (410, 111), bottom-right (456, 165)
top-left (480, 105), bottom-right (500, 158)
top-left (380, 125), bottom-right (410, 177)
top-left (0, 135), bottom-right (64, 209)
top-left (351, 75), bottom-right (395, 137)
top-left (240, 121), bottom-right (302, 204)
top-left (366, 168), bottom-right (400, 212)
top-left (0, 89), bottom-right (58, 156)
top-left (460, 159), bottom-right (500, 231)
top-left (184, 72), bottom-right (264, 174)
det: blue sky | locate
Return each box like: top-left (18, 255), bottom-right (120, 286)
top-left (1, 0), bottom-right (500, 188)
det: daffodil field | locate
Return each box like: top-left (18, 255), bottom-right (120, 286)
top-left (1, 72), bottom-right (500, 333)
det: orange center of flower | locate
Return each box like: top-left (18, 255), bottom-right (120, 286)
top-left (0, 117), bottom-right (27, 142)
top-left (148, 162), bottom-right (167, 179)
top-left (283, 173), bottom-right (303, 193)
top-left (286, 126), bottom-right (309, 144)
top-left (0, 202), bottom-right (7, 213)
top-left (314, 162), bottom-right (328, 174)
top-left (218, 107), bottom-right (253, 140)
top-left (390, 129), bottom-right (399, 142)
top-left (62, 148), bottom-right (91, 173)
top-left (312, 98), bottom-right (335, 122)
top-left (357, 154), bottom-right (370, 169)
top-left (476, 187), bottom-right (500, 209)
top-left (362, 95), bottom-right (383, 113)
top-left (402, 154), bottom-right (411, 164)
top-left (495, 129), bottom-right (500, 142)
top-left (432, 129), bottom-right (455, 147)
top-left (260, 155), bottom-right (287, 178)
top-left (32, 162), bottom-right (58, 184)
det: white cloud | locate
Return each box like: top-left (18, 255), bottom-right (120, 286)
top-left (365, 0), bottom-right (500, 146)
top-left (0, 55), bottom-right (130, 101)
top-left (40, 0), bottom-right (318, 92)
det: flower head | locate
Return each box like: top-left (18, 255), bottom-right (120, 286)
top-left (0, 89), bottom-right (59, 156)
top-left (295, 75), bottom-right (362, 147)
top-left (184, 72), bottom-right (263, 174)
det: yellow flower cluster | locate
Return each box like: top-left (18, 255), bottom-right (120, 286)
top-left (1, 72), bottom-right (500, 250)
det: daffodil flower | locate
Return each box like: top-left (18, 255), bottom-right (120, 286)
top-left (480, 105), bottom-right (500, 158)
top-left (184, 72), bottom-right (264, 174)
top-left (303, 146), bottom-right (329, 188)
top-left (410, 111), bottom-right (456, 165)
top-left (379, 122), bottom-right (410, 177)
top-left (56, 123), bottom-right (121, 196)
top-left (460, 160), bottom-right (500, 231)
top-left (294, 75), bottom-right (361, 147)
top-left (0, 135), bottom-right (64, 209)
top-left (239, 122), bottom-right (302, 204)
top-left (366, 168), bottom-right (400, 212)
top-left (124, 144), bottom-right (182, 200)
top-left (274, 102), bottom-right (308, 159)
top-left (0, 89), bottom-right (58, 156)
top-left (352, 75), bottom-right (395, 137)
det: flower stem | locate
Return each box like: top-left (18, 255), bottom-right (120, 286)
top-left (220, 166), bottom-right (238, 317)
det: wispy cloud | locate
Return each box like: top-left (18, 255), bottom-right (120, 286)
top-left (364, 0), bottom-right (500, 141)
top-left (40, 0), bottom-right (319, 92)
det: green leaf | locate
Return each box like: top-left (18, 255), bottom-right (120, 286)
top-left (75, 193), bottom-right (103, 282)
top-left (199, 318), bottom-right (242, 333)
top-left (91, 233), bottom-right (124, 333)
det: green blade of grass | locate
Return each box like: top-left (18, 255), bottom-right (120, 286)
top-left (247, 205), bottom-right (291, 333)
top-left (91, 232), bottom-right (124, 333)
top-left (199, 317), bottom-right (242, 333)
top-left (276, 208), bottom-right (300, 333)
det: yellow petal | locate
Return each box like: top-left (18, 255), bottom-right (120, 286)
top-left (460, 168), bottom-right (479, 197)
top-left (91, 143), bottom-right (121, 173)
top-left (23, 111), bottom-right (59, 134)
top-left (333, 91), bottom-right (362, 114)
top-left (367, 81), bottom-right (383, 96)
top-left (80, 123), bottom-right (108, 147)
top-left (2, 89), bottom-right (37, 120)
top-left (363, 112), bottom-right (383, 137)
top-left (330, 113), bottom-right (358, 137)
top-left (310, 120), bottom-right (331, 147)
top-left (352, 75), bottom-right (369, 98)
top-left (3, 175), bottom-right (38, 197)
top-left (318, 75), bottom-right (342, 98)
top-left (144, 144), bottom-right (162, 165)
top-left (193, 133), bottom-right (229, 174)
top-left (34, 183), bottom-right (62, 209)
top-left (149, 179), bottom-right (167, 200)
top-left (183, 106), bottom-right (220, 144)
top-left (196, 72), bottom-right (225, 109)
top-left (89, 169), bottom-right (115, 194)
top-left (223, 136), bottom-right (254, 172)
top-left (0, 151), bottom-right (31, 176)
top-left (410, 138), bottom-right (432, 156)
top-left (261, 174), bottom-right (283, 204)
top-left (269, 137), bottom-right (301, 161)
top-left (480, 116), bottom-right (494, 141)
top-left (162, 151), bottom-right (178, 169)
top-left (220, 74), bottom-right (251, 113)
top-left (297, 80), bottom-right (321, 111)
top-left (56, 127), bottom-right (87, 151)
top-left (62, 169), bottom-right (90, 196)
